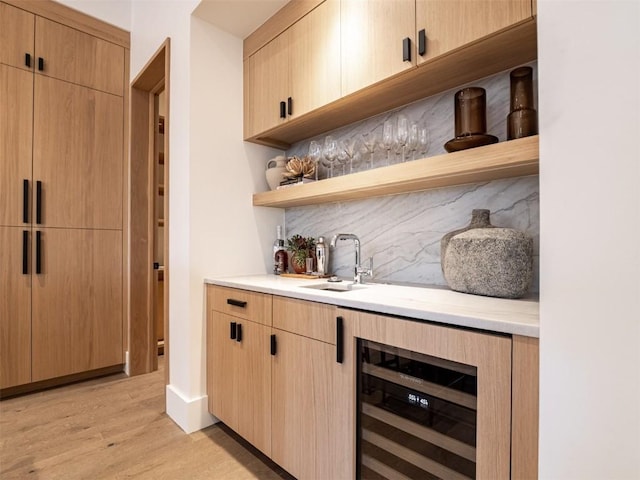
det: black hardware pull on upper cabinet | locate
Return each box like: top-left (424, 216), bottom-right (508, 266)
top-left (418, 29), bottom-right (427, 56)
top-left (402, 37), bottom-right (411, 62)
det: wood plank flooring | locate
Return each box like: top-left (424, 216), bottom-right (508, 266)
top-left (0, 358), bottom-right (292, 479)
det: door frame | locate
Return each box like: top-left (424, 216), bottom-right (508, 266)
top-left (129, 39), bottom-right (170, 381)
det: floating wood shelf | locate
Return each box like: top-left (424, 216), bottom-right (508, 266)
top-left (253, 136), bottom-right (539, 208)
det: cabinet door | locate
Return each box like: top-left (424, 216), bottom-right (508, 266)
top-left (245, 31), bottom-right (289, 138)
top-left (0, 64), bottom-right (33, 227)
top-left (33, 75), bottom-right (123, 230)
top-left (0, 3), bottom-right (34, 71)
top-left (416, 0), bottom-right (532, 64)
top-left (341, 0), bottom-right (415, 96)
top-left (31, 228), bottom-right (123, 382)
top-left (288, 0), bottom-right (341, 120)
top-left (207, 310), bottom-right (238, 429)
top-left (0, 226), bottom-right (32, 389)
top-left (34, 16), bottom-right (124, 96)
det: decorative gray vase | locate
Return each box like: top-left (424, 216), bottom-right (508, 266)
top-left (441, 209), bottom-right (533, 299)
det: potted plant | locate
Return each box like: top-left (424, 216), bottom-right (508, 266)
top-left (287, 234), bottom-right (316, 274)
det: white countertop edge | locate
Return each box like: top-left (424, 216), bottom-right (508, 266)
top-left (204, 275), bottom-right (539, 338)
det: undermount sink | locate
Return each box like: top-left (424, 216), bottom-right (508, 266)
top-left (300, 281), bottom-right (368, 293)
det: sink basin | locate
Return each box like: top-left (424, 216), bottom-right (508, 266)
top-left (300, 281), bottom-right (368, 293)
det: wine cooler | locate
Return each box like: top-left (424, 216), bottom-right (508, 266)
top-left (357, 339), bottom-right (479, 480)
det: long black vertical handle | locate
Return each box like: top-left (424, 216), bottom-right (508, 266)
top-left (230, 322), bottom-right (237, 340)
top-left (38, 57), bottom-right (44, 71)
top-left (279, 101), bottom-right (286, 119)
top-left (25, 53), bottom-right (32, 68)
top-left (418, 29), bottom-right (427, 56)
top-left (402, 37), bottom-right (411, 62)
top-left (287, 97), bottom-right (292, 116)
top-left (336, 316), bottom-right (344, 364)
top-left (270, 334), bottom-right (277, 356)
top-left (22, 230), bottom-right (29, 274)
top-left (23, 179), bottom-right (29, 223)
top-left (36, 181), bottom-right (42, 224)
top-left (236, 323), bottom-right (242, 342)
top-left (35, 230), bottom-right (42, 274)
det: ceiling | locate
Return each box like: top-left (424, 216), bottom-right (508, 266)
top-left (193, 0), bottom-right (289, 39)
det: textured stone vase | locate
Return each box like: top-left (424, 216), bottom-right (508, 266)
top-left (441, 209), bottom-right (533, 299)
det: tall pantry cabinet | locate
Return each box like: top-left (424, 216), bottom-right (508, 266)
top-left (0, 1), bottom-right (129, 390)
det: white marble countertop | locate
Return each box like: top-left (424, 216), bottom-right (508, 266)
top-left (204, 275), bottom-right (539, 338)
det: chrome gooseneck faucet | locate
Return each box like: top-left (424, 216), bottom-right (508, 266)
top-left (330, 233), bottom-right (373, 284)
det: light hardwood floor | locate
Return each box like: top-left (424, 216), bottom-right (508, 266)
top-left (0, 358), bottom-right (292, 479)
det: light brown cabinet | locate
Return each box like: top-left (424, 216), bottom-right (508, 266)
top-left (206, 286), bottom-right (273, 456)
top-left (244, 0), bottom-right (341, 140)
top-left (341, 0), bottom-right (415, 96)
top-left (0, 0), bottom-right (128, 391)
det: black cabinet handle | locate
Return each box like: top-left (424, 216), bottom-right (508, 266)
top-left (230, 322), bottom-right (237, 340)
top-left (23, 179), bottom-right (29, 223)
top-left (22, 230), bottom-right (29, 275)
top-left (270, 334), bottom-right (277, 356)
top-left (36, 180), bottom-right (42, 224)
top-left (418, 29), bottom-right (427, 56)
top-left (226, 298), bottom-right (247, 308)
top-left (38, 57), bottom-right (44, 71)
top-left (402, 37), bottom-right (411, 62)
top-left (279, 101), bottom-right (286, 119)
top-left (336, 316), bottom-right (344, 364)
top-left (36, 230), bottom-right (42, 274)
top-left (236, 323), bottom-right (242, 342)
top-left (287, 97), bottom-right (292, 116)
top-left (25, 53), bottom-right (31, 68)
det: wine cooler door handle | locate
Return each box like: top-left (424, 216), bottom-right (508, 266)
top-left (336, 316), bottom-right (344, 364)
top-left (23, 179), bottom-right (29, 223)
top-left (227, 298), bottom-right (247, 308)
top-left (22, 230), bottom-right (29, 274)
top-left (236, 323), bottom-right (242, 342)
top-left (36, 180), bottom-right (42, 224)
top-left (270, 334), bottom-right (277, 356)
top-left (418, 29), bottom-right (427, 56)
top-left (230, 322), bottom-right (237, 340)
top-left (402, 37), bottom-right (411, 62)
top-left (35, 230), bottom-right (42, 274)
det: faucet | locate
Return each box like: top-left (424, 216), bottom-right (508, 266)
top-left (330, 233), bottom-right (373, 284)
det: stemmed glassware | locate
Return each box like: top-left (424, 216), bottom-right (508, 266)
top-left (382, 120), bottom-right (394, 166)
top-left (323, 135), bottom-right (338, 178)
top-left (361, 131), bottom-right (377, 169)
top-left (396, 114), bottom-right (409, 162)
top-left (340, 138), bottom-right (358, 174)
top-left (308, 140), bottom-right (322, 181)
top-left (417, 125), bottom-right (430, 158)
top-left (407, 122), bottom-right (419, 161)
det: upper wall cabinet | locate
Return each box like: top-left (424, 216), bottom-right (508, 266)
top-left (341, 0), bottom-right (415, 96)
top-left (244, 0), bottom-right (537, 148)
top-left (244, 0), bottom-right (341, 140)
top-left (416, 0), bottom-right (532, 65)
top-left (0, 3), bottom-right (35, 72)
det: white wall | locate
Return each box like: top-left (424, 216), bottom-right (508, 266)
top-left (55, 0), bottom-right (131, 31)
top-left (538, 1), bottom-right (640, 478)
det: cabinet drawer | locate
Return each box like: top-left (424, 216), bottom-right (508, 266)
top-left (209, 285), bottom-right (272, 325)
top-left (273, 296), bottom-right (337, 344)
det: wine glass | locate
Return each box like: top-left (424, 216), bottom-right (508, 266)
top-left (340, 138), bottom-right (358, 174)
top-left (396, 114), bottom-right (409, 162)
top-left (308, 140), bottom-right (322, 181)
top-left (361, 131), bottom-right (377, 169)
top-left (407, 122), bottom-right (419, 161)
top-left (382, 120), bottom-right (394, 166)
top-left (323, 135), bottom-right (338, 178)
top-left (417, 125), bottom-right (430, 158)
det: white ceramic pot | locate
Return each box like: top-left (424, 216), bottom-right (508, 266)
top-left (265, 155), bottom-right (287, 190)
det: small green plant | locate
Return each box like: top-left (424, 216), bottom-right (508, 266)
top-left (287, 234), bottom-right (316, 271)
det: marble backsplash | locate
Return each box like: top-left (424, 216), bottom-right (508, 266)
top-left (283, 62), bottom-right (539, 291)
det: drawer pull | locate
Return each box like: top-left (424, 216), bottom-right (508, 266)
top-left (402, 37), bottom-right (411, 62)
top-left (227, 298), bottom-right (247, 308)
top-left (236, 323), bottom-right (242, 342)
top-left (336, 316), bottom-right (344, 364)
top-left (22, 230), bottom-right (29, 274)
top-left (230, 321), bottom-right (237, 340)
top-left (418, 29), bottom-right (427, 56)
top-left (270, 334), bottom-right (277, 356)
top-left (23, 179), bottom-right (29, 223)
top-left (36, 180), bottom-right (42, 224)
top-left (36, 230), bottom-right (42, 274)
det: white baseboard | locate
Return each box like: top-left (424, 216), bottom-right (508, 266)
top-left (166, 384), bottom-right (218, 433)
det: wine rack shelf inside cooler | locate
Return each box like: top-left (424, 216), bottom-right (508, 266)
top-left (358, 340), bottom-right (478, 480)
